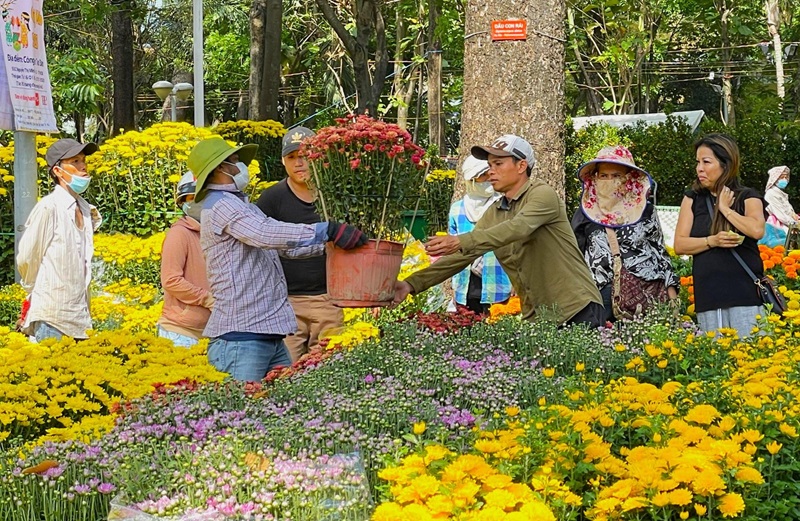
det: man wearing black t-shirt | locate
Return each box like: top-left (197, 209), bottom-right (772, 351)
top-left (255, 127), bottom-right (344, 361)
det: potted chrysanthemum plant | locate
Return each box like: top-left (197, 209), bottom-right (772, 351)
top-left (302, 114), bottom-right (428, 307)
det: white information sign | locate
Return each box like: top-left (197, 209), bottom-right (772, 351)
top-left (0, 0), bottom-right (58, 132)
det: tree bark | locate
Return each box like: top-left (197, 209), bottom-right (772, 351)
top-left (427, 0), bottom-right (445, 151)
top-left (111, 0), bottom-right (135, 134)
top-left (248, 0), bottom-right (266, 120)
top-left (460, 0), bottom-right (567, 196)
top-left (262, 0), bottom-right (282, 120)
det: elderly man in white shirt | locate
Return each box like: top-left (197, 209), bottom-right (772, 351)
top-left (17, 138), bottom-right (100, 342)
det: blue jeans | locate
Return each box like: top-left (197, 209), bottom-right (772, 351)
top-left (34, 321), bottom-right (65, 343)
top-left (157, 325), bottom-right (198, 348)
top-left (207, 337), bottom-right (292, 381)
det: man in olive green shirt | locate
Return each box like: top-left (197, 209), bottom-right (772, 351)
top-left (394, 134), bottom-right (604, 327)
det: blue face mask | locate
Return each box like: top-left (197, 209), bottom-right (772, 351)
top-left (777, 179), bottom-right (789, 190)
top-left (183, 201), bottom-right (202, 222)
top-left (58, 165), bottom-right (91, 194)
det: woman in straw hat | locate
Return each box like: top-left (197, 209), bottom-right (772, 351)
top-left (572, 145), bottom-right (678, 322)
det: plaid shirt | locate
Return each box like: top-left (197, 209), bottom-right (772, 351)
top-left (200, 185), bottom-right (328, 338)
top-left (448, 200), bottom-right (512, 305)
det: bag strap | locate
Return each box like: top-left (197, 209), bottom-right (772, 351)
top-left (605, 228), bottom-right (624, 298)
top-left (704, 195), bottom-right (759, 284)
top-left (605, 227), bottom-right (621, 257)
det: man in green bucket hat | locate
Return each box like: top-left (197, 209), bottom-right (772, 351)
top-left (188, 137), bottom-right (367, 381)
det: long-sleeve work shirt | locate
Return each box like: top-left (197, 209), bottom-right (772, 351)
top-left (17, 185), bottom-right (101, 338)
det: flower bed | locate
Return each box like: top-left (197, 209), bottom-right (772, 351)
top-left (4, 236), bottom-right (800, 519)
top-left (0, 329), bottom-right (225, 445)
top-left (3, 310), bottom-right (800, 520)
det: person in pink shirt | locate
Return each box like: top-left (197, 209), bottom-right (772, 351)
top-left (157, 172), bottom-right (214, 347)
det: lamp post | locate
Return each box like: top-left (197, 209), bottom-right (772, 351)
top-left (152, 81), bottom-right (194, 122)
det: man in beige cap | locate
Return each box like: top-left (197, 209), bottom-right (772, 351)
top-left (17, 138), bottom-right (100, 341)
top-left (189, 137), bottom-right (366, 381)
top-left (394, 134), bottom-right (605, 327)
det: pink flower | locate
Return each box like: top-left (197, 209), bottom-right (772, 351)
top-left (97, 483), bottom-right (116, 494)
top-left (350, 158), bottom-right (361, 169)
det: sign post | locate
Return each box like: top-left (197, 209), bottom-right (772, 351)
top-left (193, 0), bottom-right (204, 127)
top-left (0, 0), bottom-right (59, 281)
top-left (12, 132), bottom-right (36, 279)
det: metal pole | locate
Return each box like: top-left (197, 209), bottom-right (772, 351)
top-left (13, 131), bottom-right (38, 282)
top-left (170, 92), bottom-right (177, 122)
top-left (193, 0), bottom-right (205, 126)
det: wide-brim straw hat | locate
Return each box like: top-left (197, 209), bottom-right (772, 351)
top-left (577, 145), bottom-right (652, 227)
top-left (189, 138), bottom-right (258, 202)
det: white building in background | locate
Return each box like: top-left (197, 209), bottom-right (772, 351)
top-left (572, 110), bottom-right (706, 133)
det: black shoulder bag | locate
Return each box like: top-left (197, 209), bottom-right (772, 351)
top-left (705, 197), bottom-right (786, 314)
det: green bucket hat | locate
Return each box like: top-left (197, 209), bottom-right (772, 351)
top-left (189, 138), bottom-right (258, 201)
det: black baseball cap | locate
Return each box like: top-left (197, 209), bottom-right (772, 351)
top-left (46, 139), bottom-right (98, 169)
top-left (281, 126), bottom-right (315, 157)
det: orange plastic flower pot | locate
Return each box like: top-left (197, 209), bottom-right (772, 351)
top-left (326, 239), bottom-right (404, 307)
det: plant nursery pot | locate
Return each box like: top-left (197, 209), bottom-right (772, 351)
top-left (326, 239), bottom-right (404, 307)
top-left (401, 210), bottom-right (429, 242)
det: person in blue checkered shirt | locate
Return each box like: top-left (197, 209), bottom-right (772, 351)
top-left (448, 155), bottom-right (513, 313)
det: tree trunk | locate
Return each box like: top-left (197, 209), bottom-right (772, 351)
top-left (721, 68), bottom-right (735, 127)
top-left (262, 0), bottom-right (282, 120)
top-left (249, 0), bottom-right (267, 120)
top-left (427, 0), bottom-right (445, 151)
top-left (460, 0), bottom-right (567, 196)
top-left (766, 0), bottom-right (785, 99)
top-left (73, 111), bottom-right (84, 139)
top-left (392, 8), bottom-right (410, 128)
top-left (391, 5), bottom-right (423, 130)
top-left (237, 91), bottom-right (249, 120)
top-left (395, 68), bottom-right (418, 130)
top-left (567, 7), bottom-right (603, 116)
top-left (716, 0), bottom-right (736, 126)
top-left (111, 0), bottom-right (135, 135)
top-left (316, 0), bottom-right (389, 116)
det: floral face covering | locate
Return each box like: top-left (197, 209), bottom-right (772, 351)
top-left (580, 170), bottom-right (651, 227)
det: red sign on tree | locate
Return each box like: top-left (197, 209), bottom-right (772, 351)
top-left (490, 20), bottom-right (527, 41)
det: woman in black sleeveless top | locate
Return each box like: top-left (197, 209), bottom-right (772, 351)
top-left (674, 134), bottom-right (766, 337)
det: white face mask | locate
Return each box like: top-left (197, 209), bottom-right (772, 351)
top-left (223, 161), bottom-right (250, 191)
top-left (466, 180), bottom-right (495, 199)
